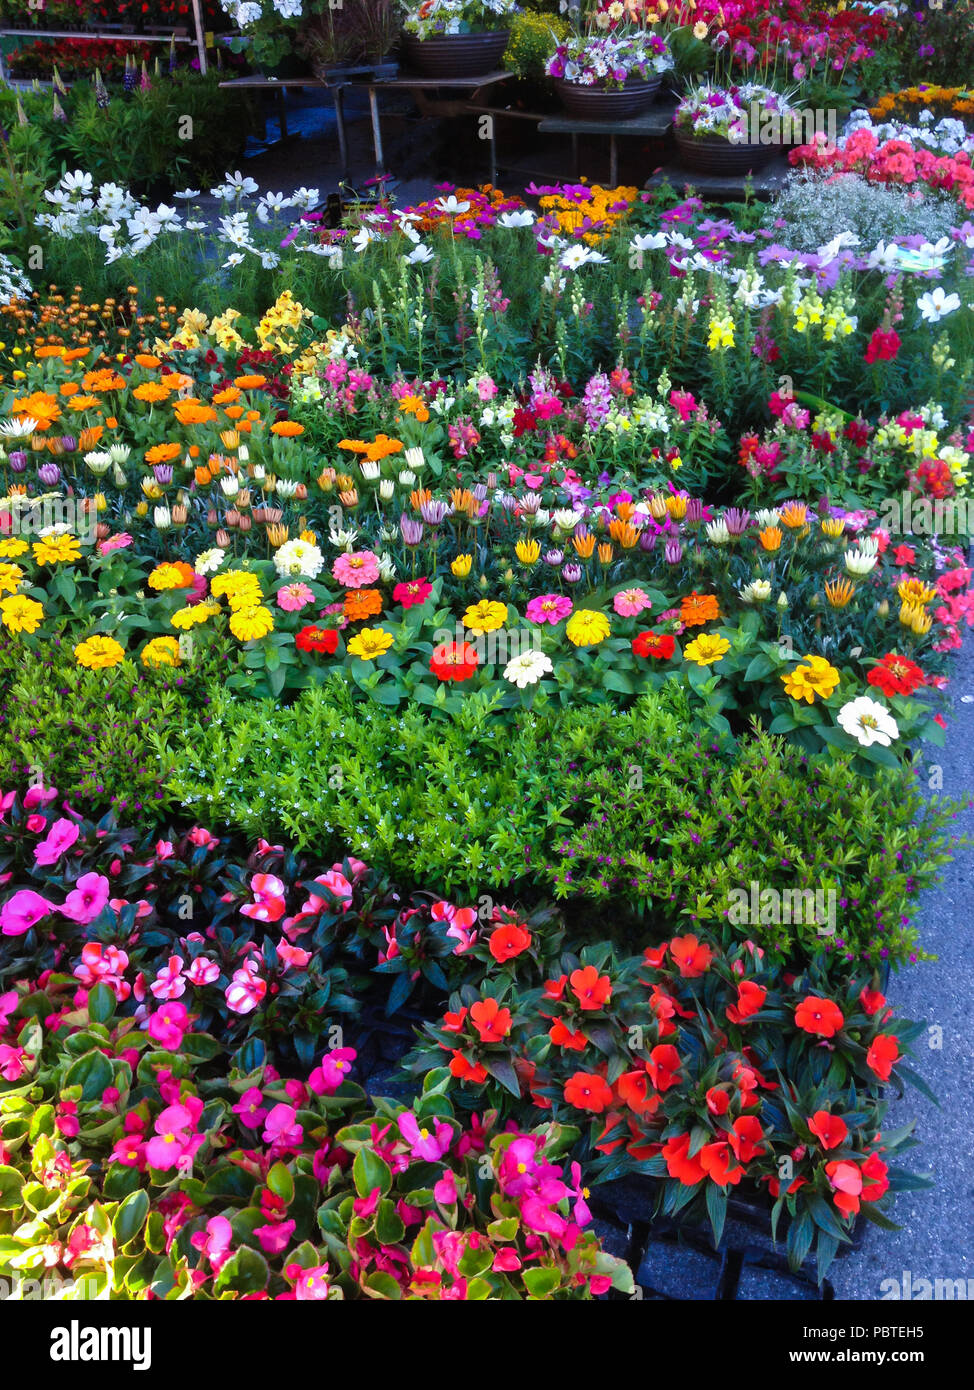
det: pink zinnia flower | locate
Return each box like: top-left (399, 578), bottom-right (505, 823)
top-left (276, 582), bottom-right (314, 613)
top-left (33, 816), bottom-right (80, 866)
top-left (97, 532), bottom-right (134, 556)
top-left (332, 550), bottom-right (380, 589)
top-left (526, 594), bottom-right (573, 625)
top-left (392, 577), bottom-right (432, 608)
top-left (613, 588), bottom-right (653, 618)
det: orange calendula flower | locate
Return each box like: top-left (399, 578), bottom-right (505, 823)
top-left (233, 374), bottom-right (268, 390)
top-left (82, 370), bottom-right (126, 392)
top-left (270, 420), bottom-right (305, 437)
top-left (134, 353), bottom-right (162, 369)
top-left (145, 442), bottom-right (182, 465)
top-left (133, 381), bottom-right (173, 403)
top-left (34, 345), bottom-right (65, 360)
top-left (67, 395), bottom-right (101, 411)
top-left (213, 387), bottom-right (241, 405)
top-left (11, 391), bottom-right (61, 428)
top-left (173, 400), bottom-right (217, 426)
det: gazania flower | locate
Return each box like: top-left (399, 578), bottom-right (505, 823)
top-left (141, 637), bottom-right (182, 668)
top-left (867, 652), bottom-right (924, 696)
top-left (347, 628), bottom-right (393, 660)
top-left (781, 655), bottom-right (840, 703)
top-left (503, 649), bottom-right (553, 688)
top-left (897, 577), bottom-right (937, 606)
top-left (794, 995), bottom-right (844, 1038)
top-left (565, 609), bottom-right (610, 647)
top-left (295, 625), bottom-right (339, 655)
top-left (836, 696), bottom-right (899, 748)
top-left (32, 534), bottom-right (81, 565)
top-left (229, 606), bottom-right (275, 642)
top-left (463, 599), bottom-right (508, 634)
top-left (632, 631), bottom-right (675, 660)
top-left (430, 641), bottom-right (479, 682)
top-left (679, 591), bottom-right (720, 626)
top-left (824, 577), bottom-right (856, 609)
top-left (0, 594), bottom-right (43, 634)
top-left (683, 632), bottom-right (730, 666)
top-left (75, 635), bottom-right (126, 669)
top-left (758, 526), bottom-right (783, 552)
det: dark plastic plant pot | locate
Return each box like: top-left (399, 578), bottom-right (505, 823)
top-left (399, 30), bottom-right (510, 78)
top-left (673, 126), bottom-right (783, 173)
top-left (555, 75), bottom-right (662, 119)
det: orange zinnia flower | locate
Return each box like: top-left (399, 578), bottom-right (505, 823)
top-left (343, 588), bottom-right (383, 621)
top-left (679, 591), bottom-right (721, 627)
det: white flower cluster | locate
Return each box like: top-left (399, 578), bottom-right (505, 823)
top-left (845, 108), bottom-right (974, 158)
top-left (220, 0), bottom-right (304, 28)
top-left (0, 252), bottom-right (32, 305)
top-left (401, 0), bottom-right (519, 41)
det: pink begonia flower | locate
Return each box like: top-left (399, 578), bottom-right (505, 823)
top-left (433, 1169), bottom-right (458, 1206)
top-left (277, 941), bottom-right (311, 971)
top-left (151, 955), bottom-right (186, 1000)
top-left (353, 1188), bottom-right (380, 1219)
top-left (147, 1001), bottom-right (190, 1050)
top-left (186, 956), bottom-right (220, 987)
top-left (111, 1136), bottom-right (146, 1169)
top-left (0, 1044), bottom-right (27, 1081)
top-left (307, 1047), bottom-right (357, 1096)
top-left (262, 1103), bottom-right (303, 1150)
top-left (492, 1248), bottom-right (522, 1273)
top-left (294, 1265), bottom-right (330, 1301)
top-left (23, 784), bottom-right (58, 811)
top-left (613, 588), bottom-right (653, 618)
top-left (568, 1161), bottom-right (592, 1225)
top-left (233, 1088), bottom-right (268, 1129)
top-left (226, 964), bottom-right (266, 1015)
top-left (191, 1216), bottom-right (234, 1274)
top-left (240, 872), bottom-right (287, 923)
top-left (255, 1220), bottom-right (296, 1255)
top-left (145, 1103), bottom-right (204, 1171)
top-left (398, 1112), bottom-right (453, 1162)
top-left (1, 888), bottom-right (57, 936)
top-left (59, 872), bottom-right (110, 925)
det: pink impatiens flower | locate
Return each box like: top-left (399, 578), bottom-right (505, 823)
top-left (33, 817), bottom-right (80, 866)
top-left (226, 963), bottom-right (266, 1015)
top-left (1, 888), bottom-right (57, 936)
top-left (151, 955), bottom-right (186, 1000)
top-left (59, 873), bottom-right (110, 925)
top-left (240, 872), bottom-right (287, 923)
top-left (186, 956), bottom-right (220, 987)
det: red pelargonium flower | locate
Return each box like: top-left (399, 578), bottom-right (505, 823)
top-left (569, 965), bottom-right (612, 1011)
top-left (794, 995), bottom-right (844, 1038)
top-left (469, 997), bottom-right (512, 1044)
top-left (808, 1110), bottom-right (849, 1151)
top-left (866, 1033), bottom-right (900, 1081)
top-left (669, 934), bottom-right (713, 978)
top-left (563, 1071), bottom-right (614, 1113)
top-left (867, 652), bottom-right (924, 696)
top-left (430, 641), bottom-right (479, 682)
top-left (488, 920), bottom-right (531, 963)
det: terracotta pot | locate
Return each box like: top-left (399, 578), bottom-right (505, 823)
top-left (555, 75), bottom-right (662, 120)
top-left (399, 30), bottom-right (510, 78)
top-left (673, 126), bottom-right (783, 173)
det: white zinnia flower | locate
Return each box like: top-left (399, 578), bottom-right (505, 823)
top-left (273, 539), bottom-right (324, 580)
top-left (195, 548), bottom-right (226, 576)
top-left (836, 696), bottom-right (899, 748)
top-left (503, 649), bottom-right (553, 688)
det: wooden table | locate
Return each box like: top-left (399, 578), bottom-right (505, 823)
top-left (538, 102), bottom-right (676, 185)
top-left (363, 70), bottom-right (513, 179)
top-left (218, 75), bottom-right (351, 167)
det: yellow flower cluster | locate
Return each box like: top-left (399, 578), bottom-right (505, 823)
top-left (537, 185), bottom-right (639, 245)
top-left (256, 291), bottom-right (312, 357)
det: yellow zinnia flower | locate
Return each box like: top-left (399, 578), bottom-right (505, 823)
top-left (141, 636), bottom-right (182, 668)
top-left (0, 562), bottom-right (24, 595)
top-left (32, 533), bottom-right (81, 565)
top-left (565, 609), bottom-right (610, 647)
top-left (451, 554), bottom-right (473, 578)
top-left (347, 627), bottom-right (394, 660)
top-left (781, 654), bottom-right (840, 704)
top-left (0, 537), bottom-right (29, 558)
top-left (170, 603), bottom-right (218, 630)
top-left (463, 600), bottom-right (508, 635)
top-left (75, 635), bottom-right (126, 669)
top-left (684, 632), bottom-right (730, 666)
top-left (0, 593), bottom-right (43, 634)
top-left (228, 605), bottom-right (274, 642)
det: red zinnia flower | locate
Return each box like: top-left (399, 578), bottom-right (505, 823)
top-left (867, 652), bottom-right (924, 696)
top-left (295, 625), bottom-right (339, 655)
top-left (430, 641), bottom-right (479, 682)
top-left (632, 630), bottom-right (676, 660)
top-left (393, 578), bottom-right (432, 609)
top-left (794, 995), bottom-right (844, 1038)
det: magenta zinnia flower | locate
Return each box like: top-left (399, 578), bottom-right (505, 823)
top-left (276, 582), bottom-right (314, 613)
top-left (526, 593), bottom-right (573, 625)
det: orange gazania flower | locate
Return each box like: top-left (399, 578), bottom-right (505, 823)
top-left (271, 420), bottom-right (304, 437)
top-left (145, 442), bottom-right (182, 465)
top-left (679, 591), bottom-right (721, 627)
top-left (78, 426), bottom-right (103, 449)
top-left (343, 588), bottom-right (383, 621)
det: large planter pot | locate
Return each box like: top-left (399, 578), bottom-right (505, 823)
top-left (555, 75), bottom-right (662, 120)
top-left (674, 126), bottom-right (783, 173)
top-left (400, 30), bottom-right (510, 78)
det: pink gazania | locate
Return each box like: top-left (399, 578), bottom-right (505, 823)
top-left (59, 872), bottom-right (110, 925)
top-left (332, 550), bottom-right (380, 589)
top-left (240, 872), bottom-right (287, 923)
top-left (1, 888), bottom-right (57, 936)
top-left (33, 816), bottom-right (80, 866)
top-left (526, 593), bottom-right (573, 625)
top-left (226, 963), bottom-right (266, 1015)
top-left (150, 955), bottom-right (186, 1000)
top-left (276, 582), bottom-right (315, 613)
top-left (147, 1000), bottom-right (191, 1050)
top-left (612, 588), bottom-right (653, 618)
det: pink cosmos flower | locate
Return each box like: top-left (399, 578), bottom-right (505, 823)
top-left (276, 582), bottom-right (315, 613)
top-left (613, 588), bottom-right (652, 618)
top-left (308, 1047), bottom-right (357, 1095)
top-left (526, 594), bottom-right (573, 625)
top-left (398, 1111), bottom-right (453, 1162)
top-left (2, 888), bottom-right (58, 937)
top-left (332, 550), bottom-right (380, 589)
top-left (147, 1001), bottom-right (190, 1050)
top-left (33, 817), bottom-right (81, 866)
top-left (59, 872), bottom-right (110, 925)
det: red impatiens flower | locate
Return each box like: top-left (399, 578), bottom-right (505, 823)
top-left (808, 1110), bottom-right (849, 1151)
top-left (549, 1019), bottom-right (588, 1051)
top-left (488, 920), bottom-right (532, 963)
top-left (669, 934), bottom-right (713, 979)
top-left (646, 1043), bottom-right (681, 1092)
top-left (726, 979), bottom-right (767, 1024)
top-left (893, 544), bottom-right (915, 567)
top-left (632, 630), bottom-right (676, 660)
top-left (860, 1151), bottom-right (890, 1203)
top-left (430, 640), bottom-right (479, 682)
top-left (448, 1050), bottom-right (487, 1084)
top-left (699, 1140), bottom-right (745, 1187)
top-left (866, 1033), bottom-right (900, 1081)
top-left (392, 577), bottom-right (432, 609)
top-left (859, 986), bottom-right (887, 1017)
top-left (705, 1086), bottom-right (731, 1117)
top-left (469, 997), bottom-right (512, 1043)
top-left (825, 1159), bottom-right (864, 1216)
top-left (295, 625), bottom-right (339, 655)
top-left (569, 965), bottom-right (612, 1011)
top-left (795, 995), bottom-right (845, 1038)
top-left (543, 974), bottom-right (567, 1000)
top-left (442, 1007), bottom-right (468, 1033)
top-left (662, 1132), bottom-right (706, 1186)
top-left (615, 1069), bottom-right (660, 1117)
top-left (727, 1115), bottom-right (766, 1164)
top-left (867, 651), bottom-right (924, 696)
top-left (563, 1071), bottom-right (614, 1113)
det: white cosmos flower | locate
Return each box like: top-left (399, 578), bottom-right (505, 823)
top-left (435, 196), bottom-right (470, 215)
top-left (559, 245), bottom-right (608, 270)
top-left (497, 210), bottom-right (536, 228)
top-left (351, 227), bottom-right (375, 253)
top-left (406, 243), bottom-right (434, 264)
top-left (836, 696), bottom-right (899, 748)
top-left (503, 649), bottom-right (553, 688)
top-left (631, 232), bottom-right (667, 252)
top-left (917, 287), bottom-right (961, 322)
top-left (174, 188), bottom-right (201, 200)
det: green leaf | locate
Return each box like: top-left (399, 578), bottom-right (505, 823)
top-left (64, 1050), bottom-right (114, 1103)
top-left (705, 1182), bottom-right (727, 1248)
top-left (214, 1245), bottom-right (269, 1295)
top-left (362, 1270), bottom-right (402, 1299)
top-left (0, 1166), bottom-right (24, 1210)
top-left (522, 1266), bottom-right (562, 1298)
top-left (352, 1147), bottom-right (392, 1200)
top-left (375, 1198), bottom-right (406, 1246)
top-left (266, 1162), bottom-right (294, 1206)
top-left (87, 983), bottom-right (116, 1025)
top-left (112, 1189), bottom-right (149, 1245)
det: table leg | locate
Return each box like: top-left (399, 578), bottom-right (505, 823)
top-left (609, 135), bottom-right (617, 187)
top-left (278, 88), bottom-right (288, 141)
top-left (489, 115), bottom-right (498, 186)
top-left (572, 132), bottom-right (579, 180)
top-left (334, 85), bottom-right (348, 171)
top-left (369, 87), bottom-right (385, 173)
